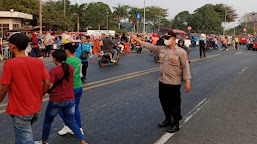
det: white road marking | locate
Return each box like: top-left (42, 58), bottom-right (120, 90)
top-left (235, 52), bottom-right (242, 55)
top-left (238, 67), bottom-right (248, 75)
top-left (154, 98), bottom-right (210, 144)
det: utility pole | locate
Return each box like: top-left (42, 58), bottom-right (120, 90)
top-left (137, 20), bottom-right (139, 33)
top-left (254, 23), bottom-right (256, 38)
top-left (245, 13), bottom-right (248, 30)
top-left (233, 21), bottom-right (236, 36)
top-left (143, 0), bottom-right (146, 36)
top-left (107, 11), bottom-right (109, 31)
top-left (64, 0), bottom-right (66, 16)
top-left (223, 8), bottom-right (227, 36)
top-left (39, 0), bottom-right (42, 37)
top-left (158, 9), bottom-right (162, 31)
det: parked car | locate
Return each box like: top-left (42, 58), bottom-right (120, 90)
top-left (239, 33), bottom-right (250, 45)
top-left (157, 28), bottom-right (191, 48)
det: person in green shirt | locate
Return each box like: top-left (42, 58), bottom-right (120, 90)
top-left (58, 42), bottom-right (85, 136)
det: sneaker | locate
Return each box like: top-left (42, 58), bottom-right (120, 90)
top-left (35, 141), bottom-right (49, 144)
top-left (111, 59), bottom-right (117, 63)
top-left (80, 128), bottom-right (84, 135)
top-left (58, 125), bottom-right (74, 136)
top-left (81, 77), bottom-right (87, 83)
top-left (167, 123), bottom-right (180, 133)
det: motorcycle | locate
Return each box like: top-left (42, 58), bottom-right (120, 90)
top-left (153, 52), bottom-right (160, 63)
top-left (205, 39), bottom-right (213, 51)
top-left (97, 47), bottom-right (120, 67)
top-left (117, 42), bottom-right (129, 56)
top-left (247, 39), bottom-right (253, 50)
top-left (131, 43), bottom-right (142, 53)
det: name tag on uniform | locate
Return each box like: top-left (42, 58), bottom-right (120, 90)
top-left (171, 56), bottom-right (177, 60)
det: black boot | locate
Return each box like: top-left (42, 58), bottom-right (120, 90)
top-left (158, 119), bottom-right (172, 127)
top-left (167, 123), bottom-right (179, 133)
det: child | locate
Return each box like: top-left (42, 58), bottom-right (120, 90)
top-left (36, 49), bottom-right (86, 144)
top-left (58, 43), bottom-right (84, 136)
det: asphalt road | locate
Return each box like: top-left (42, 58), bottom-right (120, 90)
top-left (0, 45), bottom-right (257, 144)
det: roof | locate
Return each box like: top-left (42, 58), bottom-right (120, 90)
top-left (0, 11), bottom-right (33, 20)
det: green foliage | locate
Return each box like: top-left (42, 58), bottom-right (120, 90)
top-left (172, 11), bottom-right (191, 31)
top-left (113, 4), bottom-right (128, 26)
top-left (129, 7), bottom-right (143, 32)
top-left (85, 2), bottom-right (112, 30)
top-left (0, 0), bottom-right (241, 34)
top-left (171, 4), bottom-right (238, 34)
top-left (145, 6), bottom-right (168, 33)
top-left (43, 1), bottom-right (74, 31)
top-left (192, 4), bottom-right (223, 34)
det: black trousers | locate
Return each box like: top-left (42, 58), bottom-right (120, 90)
top-left (199, 40), bottom-right (206, 57)
top-left (31, 48), bottom-right (41, 57)
top-left (45, 45), bottom-right (52, 57)
top-left (159, 81), bottom-right (182, 124)
top-left (235, 42), bottom-right (238, 50)
top-left (81, 61), bottom-right (88, 79)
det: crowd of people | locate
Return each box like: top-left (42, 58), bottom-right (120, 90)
top-left (1, 29), bottom-right (251, 144)
top-left (0, 29), bottom-right (193, 144)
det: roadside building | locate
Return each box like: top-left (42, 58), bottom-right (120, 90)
top-left (0, 10), bottom-right (33, 37)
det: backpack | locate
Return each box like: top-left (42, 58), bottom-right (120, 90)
top-left (80, 44), bottom-right (90, 60)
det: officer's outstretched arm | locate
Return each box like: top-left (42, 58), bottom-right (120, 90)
top-left (130, 35), bottom-right (161, 53)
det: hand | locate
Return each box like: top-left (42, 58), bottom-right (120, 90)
top-left (89, 59), bottom-right (93, 64)
top-left (130, 35), bottom-right (141, 44)
top-left (184, 80), bottom-right (191, 93)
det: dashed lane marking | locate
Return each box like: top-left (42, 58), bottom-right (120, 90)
top-left (238, 67), bottom-right (248, 75)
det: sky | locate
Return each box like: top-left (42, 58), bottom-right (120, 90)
top-left (67, 0), bottom-right (257, 29)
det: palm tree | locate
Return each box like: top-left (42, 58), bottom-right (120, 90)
top-left (70, 3), bottom-right (87, 32)
top-left (113, 4), bottom-right (128, 30)
top-left (129, 8), bottom-right (142, 32)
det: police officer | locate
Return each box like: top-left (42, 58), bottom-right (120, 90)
top-left (235, 36), bottom-right (239, 50)
top-left (131, 30), bottom-right (191, 133)
top-left (199, 34), bottom-right (206, 58)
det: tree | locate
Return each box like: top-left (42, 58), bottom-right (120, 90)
top-left (191, 4), bottom-right (223, 34)
top-left (113, 4), bottom-right (128, 30)
top-left (129, 7), bottom-right (142, 32)
top-left (145, 6), bottom-right (168, 33)
top-left (213, 4), bottom-right (238, 22)
top-left (70, 3), bottom-right (87, 32)
top-left (42, 1), bottom-right (74, 31)
top-left (172, 11), bottom-right (191, 31)
top-left (85, 2), bottom-right (112, 30)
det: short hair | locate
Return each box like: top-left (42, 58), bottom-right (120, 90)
top-left (8, 33), bottom-right (29, 50)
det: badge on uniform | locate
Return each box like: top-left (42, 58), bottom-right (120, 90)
top-left (185, 53), bottom-right (188, 60)
top-left (171, 56), bottom-right (177, 60)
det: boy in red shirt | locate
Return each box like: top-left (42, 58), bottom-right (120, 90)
top-left (0, 33), bottom-right (50, 144)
